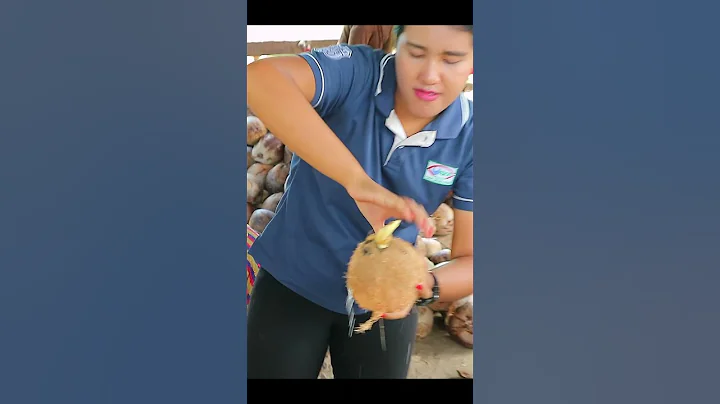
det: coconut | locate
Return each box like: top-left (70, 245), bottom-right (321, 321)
top-left (251, 133), bottom-right (285, 165)
top-left (283, 147), bottom-right (293, 165)
top-left (246, 203), bottom-right (255, 224)
top-left (251, 189), bottom-right (269, 207)
top-left (345, 220), bottom-right (428, 333)
top-left (247, 116), bottom-right (267, 146)
top-left (445, 295), bottom-right (473, 349)
top-left (249, 208), bottom-right (275, 234)
top-left (416, 306), bottom-right (435, 339)
top-left (247, 163), bottom-right (273, 184)
top-left (432, 203), bottom-right (454, 236)
top-left (260, 192), bottom-right (283, 212)
top-left (247, 176), bottom-right (262, 203)
top-left (428, 248), bottom-right (452, 265)
top-left (265, 163), bottom-right (289, 194)
top-left (246, 146), bottom-right (254, 169)
top-left (422, 237), bottom-right (443, 257)
top-left (436, 234), bottom-right (453, 250)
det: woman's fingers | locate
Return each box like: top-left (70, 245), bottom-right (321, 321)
top-left (403, 197), bottom-right (434, 236)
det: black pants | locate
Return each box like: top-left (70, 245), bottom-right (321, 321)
top-left (247, 268), bottom-right (418, 379)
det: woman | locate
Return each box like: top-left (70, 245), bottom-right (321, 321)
top-left (338, 25), bottom-right (396, 53)
top-left (246, 25), bottom-right (474, 379)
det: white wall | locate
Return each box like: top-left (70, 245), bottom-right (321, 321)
top-left (247, 25), bottom-right (343, 42)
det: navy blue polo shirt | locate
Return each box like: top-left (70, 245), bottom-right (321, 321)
top-left (249, 44), bottom-right (474, 314)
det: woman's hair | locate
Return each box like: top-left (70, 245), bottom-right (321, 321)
top-left (393, 25), bottom-right (473, 37)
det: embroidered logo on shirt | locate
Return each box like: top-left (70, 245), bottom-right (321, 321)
top-left (423, 160), bottom-right (458, 186)
top-left (320, 44), bottom-right (353, 60)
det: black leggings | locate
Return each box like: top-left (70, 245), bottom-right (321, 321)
top-left (247, 268), bottom-right (418, 379)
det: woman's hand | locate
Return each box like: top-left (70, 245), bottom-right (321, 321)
top-left (346, 176), bottom-right (434, 235)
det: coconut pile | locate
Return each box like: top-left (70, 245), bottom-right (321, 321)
top-left (246, 110), bottom-right (292, 234)
top-left (414, 199), bottom-right (474, 349)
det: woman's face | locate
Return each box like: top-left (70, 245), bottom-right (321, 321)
top-left (394, 26), bottom-right (474, 120)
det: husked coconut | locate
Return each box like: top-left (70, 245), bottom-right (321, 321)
top-left (249, 208), bottom-right (275, 234)
top-left (428, 248), bottom-right (452, 265)
top-left (251, 133), bottom-right (285, 165)
top-left (247, 116), bottom-right (267, 146)
top-left (261, 192), bottom-right (283, 212)
top-left (429, 301), bottom-right (451, 312)
top-left (251, 189), bottom-right (269, 206)
top-left (246, 146), bottom-right (254, 169)
top-left (247, 163), bottom-right (273, 185)
top-left (416, 306), bottom-right (435, 339)
top-left (247, 176), bottom-right (262, 203)
top-left (436, 233), bottom-right (453, 250)
top-left (283, 147), bottom-right (293, 164)
top-left (445, 295), bottom-right (473, 349)
top-left (422, 238), bottom-right (443, 257)
top-left (432, 203), bottom-right (454, 236)
top-left (246, 203), bottom-right (255, 224)
top-left (265, 163), bottom-right (289, 194)
top-left (346, 220), bottom-right (427, 333)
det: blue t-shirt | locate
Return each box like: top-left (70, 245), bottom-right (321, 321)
top-left (249, 44), bottom-right (474, 314)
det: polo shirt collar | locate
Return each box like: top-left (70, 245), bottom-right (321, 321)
top-left (374, 54), bottom-right (471, 140)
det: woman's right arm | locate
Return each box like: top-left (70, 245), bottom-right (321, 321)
top-left (246, 56), bottom-right (367, 190)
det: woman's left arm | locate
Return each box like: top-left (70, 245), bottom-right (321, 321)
top-left (421, 208), bottom-right (473, 303)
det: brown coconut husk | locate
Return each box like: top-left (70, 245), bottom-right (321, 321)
top-left (431, 203), bottom-right (454, 236)
top-left (415, 306), bottom-right (435, 339)
top-left (445, 295), bottom-right (474, 349)
top-left (346, 220), bottom-right (427, 333)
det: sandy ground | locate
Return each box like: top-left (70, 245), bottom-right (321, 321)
top-left (319, 315), bottom-right (473, 379)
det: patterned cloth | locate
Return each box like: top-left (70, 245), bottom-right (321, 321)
top-left (246, 225), bottom-right (261, 306)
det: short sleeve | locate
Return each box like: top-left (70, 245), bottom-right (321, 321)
top-left (452, 154), bottom-right (474, 212)
top-left (298, 44), bottom-right (378, 117)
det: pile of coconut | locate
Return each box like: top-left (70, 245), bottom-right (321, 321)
top-left (414, 200), bottom-right (474, 350)
top-left (246, 111), bottom-right (291, 234)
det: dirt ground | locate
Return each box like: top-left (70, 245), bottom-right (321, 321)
top-left (319, 315), bottom-right (473, 379)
